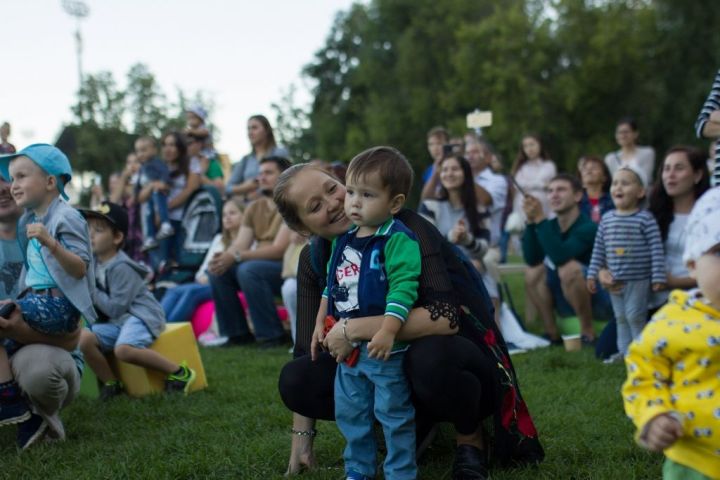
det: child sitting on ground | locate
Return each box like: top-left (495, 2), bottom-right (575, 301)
top-left (622, 186), bottom-right (720, 480)
top-left (587, 165), bottom-right (666, 363)
top-left (134, 136), bottom-right (174, 251)
top-left (313, 146), bottom-right (421, 480)
top-left (0, 144), bottom-right (97, 447)
top-left (79, 201), bottom-right (196, 400)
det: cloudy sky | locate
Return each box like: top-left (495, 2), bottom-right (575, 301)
top-left (1, 0), bottom-right (356, 160)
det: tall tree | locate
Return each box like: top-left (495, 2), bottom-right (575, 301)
top-left (126, 63), bottom-right (169, 138)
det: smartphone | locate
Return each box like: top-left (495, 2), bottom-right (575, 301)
top-left (0, 302), bottom-right (16, 319)
top-left (509, 175), bottom-right (526, 196)
top-left (466, 110), bottom-right (493, 129)
top-left (442, 143), bottom-right (462, 156)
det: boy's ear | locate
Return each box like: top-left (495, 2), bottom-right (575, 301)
top-left (46, 174), bottom-right (57, 192)
top-left (114, 230), bottom-right (125, 247)
top-left (389, 193), bottom-right (406, 215)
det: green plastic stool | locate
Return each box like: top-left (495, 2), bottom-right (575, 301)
top-left (557, 316), bottom-right (607, 336)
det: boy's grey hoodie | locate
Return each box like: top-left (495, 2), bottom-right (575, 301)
top-left (93, 250), bottom-right (166, 338)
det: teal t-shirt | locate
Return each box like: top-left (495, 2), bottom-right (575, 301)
top-left (0, 237), bottom-right (23, 300)
top-left (25, 238), bottom-right (57, 289)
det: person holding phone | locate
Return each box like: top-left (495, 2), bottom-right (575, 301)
top-left (510, 134), bottom-right (557, 222)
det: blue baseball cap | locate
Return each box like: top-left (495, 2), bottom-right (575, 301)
top-left (0, 143), bottom-right (73, 200)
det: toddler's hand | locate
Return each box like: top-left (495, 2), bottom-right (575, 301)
top-left (26, 223), bottom-right (53, 248)
top-left (586, 278), bottom-right (597, 294)
top-left (643, 414), bottom-right (683, 452)
top-left (652, 282), bottom-right (667, 292)
top-left (368, 329), bottom-right (395, 361)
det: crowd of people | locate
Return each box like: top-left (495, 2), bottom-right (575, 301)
top-left (0, 69), bottom-right (720, 479)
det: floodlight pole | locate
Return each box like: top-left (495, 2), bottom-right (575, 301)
top-left (62, 0), bottom-right (90, 99)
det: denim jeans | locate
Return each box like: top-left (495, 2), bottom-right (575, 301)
top-left (208, 259), bottom-right (284, 341)
top-left (143, 190), bottom-right (170, 239)
top-left (161, 283), bottom-right (213, 324)
top-left (609, 279), bottom-right (650, 355)
top-left (281, 278), bottom-right (297, 345)
top-left (335, 344), bottom-right (416, 480)
top-left (149, 219), bottom-right (183, 270)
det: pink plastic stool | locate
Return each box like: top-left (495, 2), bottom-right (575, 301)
top-left (189, 293), bottom-right (291, 339)
top-left (190, 300), bottom-right (215, 337)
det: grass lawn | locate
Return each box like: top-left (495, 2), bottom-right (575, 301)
top-left (0, 271), bottom-right (664, 479)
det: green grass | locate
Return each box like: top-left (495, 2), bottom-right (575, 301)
top-left (0, 271), bottom-right (664, 479)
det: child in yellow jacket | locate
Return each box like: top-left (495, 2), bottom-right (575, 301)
top-left (622, 187), bottom-right (720, 480)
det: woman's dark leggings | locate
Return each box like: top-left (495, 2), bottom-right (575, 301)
top-left (278, 335), bottom-right (496, 435)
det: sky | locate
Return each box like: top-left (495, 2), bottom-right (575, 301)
top-left (1, 0), bottom-right (357, 160)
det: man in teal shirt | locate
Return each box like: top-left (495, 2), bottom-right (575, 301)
top-left (522, 174), bottom-right (613, 345)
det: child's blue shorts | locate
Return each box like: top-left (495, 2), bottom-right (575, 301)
top-left (16, 292), bottom-right (80, 335)
top-left (89, 316), bottom-right (155, 352)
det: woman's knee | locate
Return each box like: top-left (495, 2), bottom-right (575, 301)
top-left (78, 329), bottom-right (97, 352)
top-left (524, 264), bottom-right (546, 287)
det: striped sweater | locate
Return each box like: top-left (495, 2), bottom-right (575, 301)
top-left (587, 210), bottom-right (666, 283)
top-left (695, 69), bottom-right (720, 187)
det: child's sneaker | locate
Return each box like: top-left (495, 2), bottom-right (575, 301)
top-left (16, 413), bottom-right (48, 450)
top-left (0, 381), bottom-right (31, 427)
top-left (99, 380), bottom-right (124, 402)
top-left (156, 222), bottom-right (175, 240)
top-left (603, 352), bottom-right (624, 365)
top-left (0, 398), bottom-right (31, 427)
top-left (165, 361), bottom-right (196, 395)
top-left (141, 237), bottom-right (159, 252)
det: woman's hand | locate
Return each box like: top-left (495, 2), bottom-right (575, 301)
top-left (286, 414), bottom-right (317, 476)
top-left (207, 251), bottom-right (235, 276)
top-left (310, 320), bottom-right (326, 362)
top-left (323, 321), bottom-right (354, 363)
top-left (598, 268), bottom-right (623, 294)
top-left (449, 219), bottom-right (470, 245)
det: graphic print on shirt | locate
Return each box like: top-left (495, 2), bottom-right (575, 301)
top-left (333, 245), bottom-right (362, 314)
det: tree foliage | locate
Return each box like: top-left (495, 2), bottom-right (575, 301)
top-left (62, 63), bottom-right (215, 190)
top-left (277, 0), bottom-right (720, 194)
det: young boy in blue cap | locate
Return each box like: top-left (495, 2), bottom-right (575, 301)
top-left (0, 143), bottom-right (96, 444)
top-left (78, 201), bottom-right (196, 400)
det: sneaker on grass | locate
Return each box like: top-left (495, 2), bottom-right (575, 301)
top-left (99, 381), bottom-right (124, 402)
top-left (165, 361), bottom-right (196, 395)
top-left (0, 398), bottom-right (31, 427)
top-left (17, 413), bottom-right (47, 451)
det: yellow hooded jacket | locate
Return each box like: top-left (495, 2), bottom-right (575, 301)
top-left (622, 289), bottom-right (720, 479)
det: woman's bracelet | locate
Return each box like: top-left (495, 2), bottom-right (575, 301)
top-left (290, 428), bottom-right (317, 437)
top-left (342, 319), bottom-right (360, 348)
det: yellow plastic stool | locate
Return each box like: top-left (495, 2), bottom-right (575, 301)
top-left (109, 322), bottom-right (208, 397)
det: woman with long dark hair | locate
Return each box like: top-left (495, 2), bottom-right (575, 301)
top-left (419, 155), bottom-right (490, 268)
top-left (158, 131), bottom-right (201, 268)
top-left (596, 146), bottom-right (709, 360)
top-left (274, 157), bottom-right (543, 479)
top-left (226, 115), bottom-right (288, 200)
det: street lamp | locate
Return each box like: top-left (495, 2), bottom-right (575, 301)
top-left (62, 0), bottom-right (90, 87)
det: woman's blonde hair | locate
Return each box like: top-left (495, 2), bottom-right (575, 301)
top-left (221, 197), bottom-right (245, 248)
top-left (273, 163), bottom-right (341, 233)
